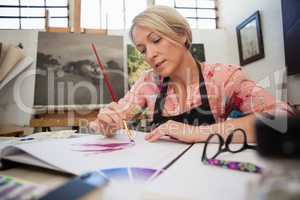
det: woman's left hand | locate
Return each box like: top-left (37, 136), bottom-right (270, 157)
top-left (145, 120), bottom-right (208, 143)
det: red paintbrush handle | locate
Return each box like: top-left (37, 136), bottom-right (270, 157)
top-left (91, 43), bottom-right (117, 102)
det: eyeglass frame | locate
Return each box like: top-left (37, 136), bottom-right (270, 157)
top-left (201, 128), bottom-right (257, 162)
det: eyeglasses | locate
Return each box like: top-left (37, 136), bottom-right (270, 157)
top-left (201, 128), bottom-right (262, 173)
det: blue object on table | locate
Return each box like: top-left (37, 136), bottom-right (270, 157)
top-left (19, 137), bottom-right (34, 141)
top-left (228, 110), bottom-right (244, 119)
top-left (40, 171), bottom-right (108, 200)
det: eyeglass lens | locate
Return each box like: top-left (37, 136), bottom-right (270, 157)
top-left (205, 134), bottom-right (223, 159)
top-left (226, 128), bottom-right (247, 153)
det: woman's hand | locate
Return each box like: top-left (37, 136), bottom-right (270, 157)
top-left (88, 117), bottom-right (120, 137)
top-left (145, 120), bottom-right (209, 143)
top-left (88, 102), bottom-right (125, 137)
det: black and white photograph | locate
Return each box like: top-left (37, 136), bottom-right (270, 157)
top-left (34, 32), bottom-right (125, 106)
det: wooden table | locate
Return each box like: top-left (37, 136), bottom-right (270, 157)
top-left (0, 126), bottom-right (33, 137)
top-left (0, 144), bottom-right (266, 200)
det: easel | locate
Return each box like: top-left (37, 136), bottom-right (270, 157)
top-left (30, 5), bottom-right (107, 132)
top-left (30, 106), bottom-right (101, 132)
top-left (0, 125), bottom-right (35, 137)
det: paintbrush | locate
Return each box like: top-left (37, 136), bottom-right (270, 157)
top-left (91, 43), bottom-right (135, 143)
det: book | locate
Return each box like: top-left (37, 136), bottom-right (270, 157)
top-left (0, 130), bottom-right (190, 176)
top-left (0, 45), bottom-right (25, 82)
top-left (0, 56), bottom-right (33, 91)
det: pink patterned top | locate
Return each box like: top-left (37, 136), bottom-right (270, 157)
top-left (101, 63), bottom-right (294, 123)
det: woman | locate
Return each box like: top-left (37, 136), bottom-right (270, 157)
top-left (89, 6), bottom-right (293, 143)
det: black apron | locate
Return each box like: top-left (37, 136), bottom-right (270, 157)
top-left (151, 61), bottom-right (216, 128)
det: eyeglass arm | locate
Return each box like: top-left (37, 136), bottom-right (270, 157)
top-left (203, 158), bottom-right (262, 174)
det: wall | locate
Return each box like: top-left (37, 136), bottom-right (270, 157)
top-left (218, 0), bottom-right (299, 104)
top-left (0, 30), bottom-right (38, 126)
top-left (191, 29), bottom-right (232, 64)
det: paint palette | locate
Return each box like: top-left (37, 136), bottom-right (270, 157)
top-left (86, 167), bottom-right (165, 199)
top-left (0, 175), bottom-right (48, 200)
top-left (99, 167), bottom-right (163, 185)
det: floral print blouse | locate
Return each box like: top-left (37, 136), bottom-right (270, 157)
top-left (100, 63), bottom-right (294, 123)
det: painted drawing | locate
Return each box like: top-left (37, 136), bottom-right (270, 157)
top-left (34, 32), bottom-right (125, 106)
top-left (240, 20), bottom-right (259, 60)
top-left (72, 141), bottom-right (135, 154)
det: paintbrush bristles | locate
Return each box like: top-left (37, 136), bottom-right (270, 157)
top-left (122, 120), bottom-right (135, 142)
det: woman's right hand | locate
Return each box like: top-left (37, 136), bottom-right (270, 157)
top-left (88, 118), bottom-right (118, 137)
top-left (88, 103), bottom-right (125, 137)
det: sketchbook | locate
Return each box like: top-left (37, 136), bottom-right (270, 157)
top-left (0, 130), bottom-right (190, 175)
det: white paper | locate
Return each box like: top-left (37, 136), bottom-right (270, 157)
top-left (144, 143), bottom-right (266, 200)
top-left (1, 130), bottom-right (189, 175)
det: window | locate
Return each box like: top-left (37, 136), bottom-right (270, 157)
top-left (80, 0), bottom-right (101, 29)
top-left (0, 0), bottom-right (69, 29)
top-left (155, 0), bottom-right (217, 29)
top-left (81, 0), bottom-right (147, 30)
top-left (125, 0), bottom-right (147, 29)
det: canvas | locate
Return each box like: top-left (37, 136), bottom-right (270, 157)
top-left (34, 32), bottom-right (125, 106)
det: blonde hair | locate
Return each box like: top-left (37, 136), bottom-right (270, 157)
top-left (129, 5), bottom-right (192, 49)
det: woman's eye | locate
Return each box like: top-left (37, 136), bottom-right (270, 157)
top-left (153, 37), bottom-right (161, 44)
top-left (139, 49), bottom-right (146, 55)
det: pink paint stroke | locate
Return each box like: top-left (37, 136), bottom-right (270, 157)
top-left (72, 142), bottom-right (135, 153)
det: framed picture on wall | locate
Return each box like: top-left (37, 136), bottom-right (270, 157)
top-left (236, 11), bottom-right (265, 66)
top-left (190, 43), bottom-right (205, 63)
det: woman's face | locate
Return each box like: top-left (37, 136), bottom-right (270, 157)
top-left (132, 25), bottom-right (187, 77)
